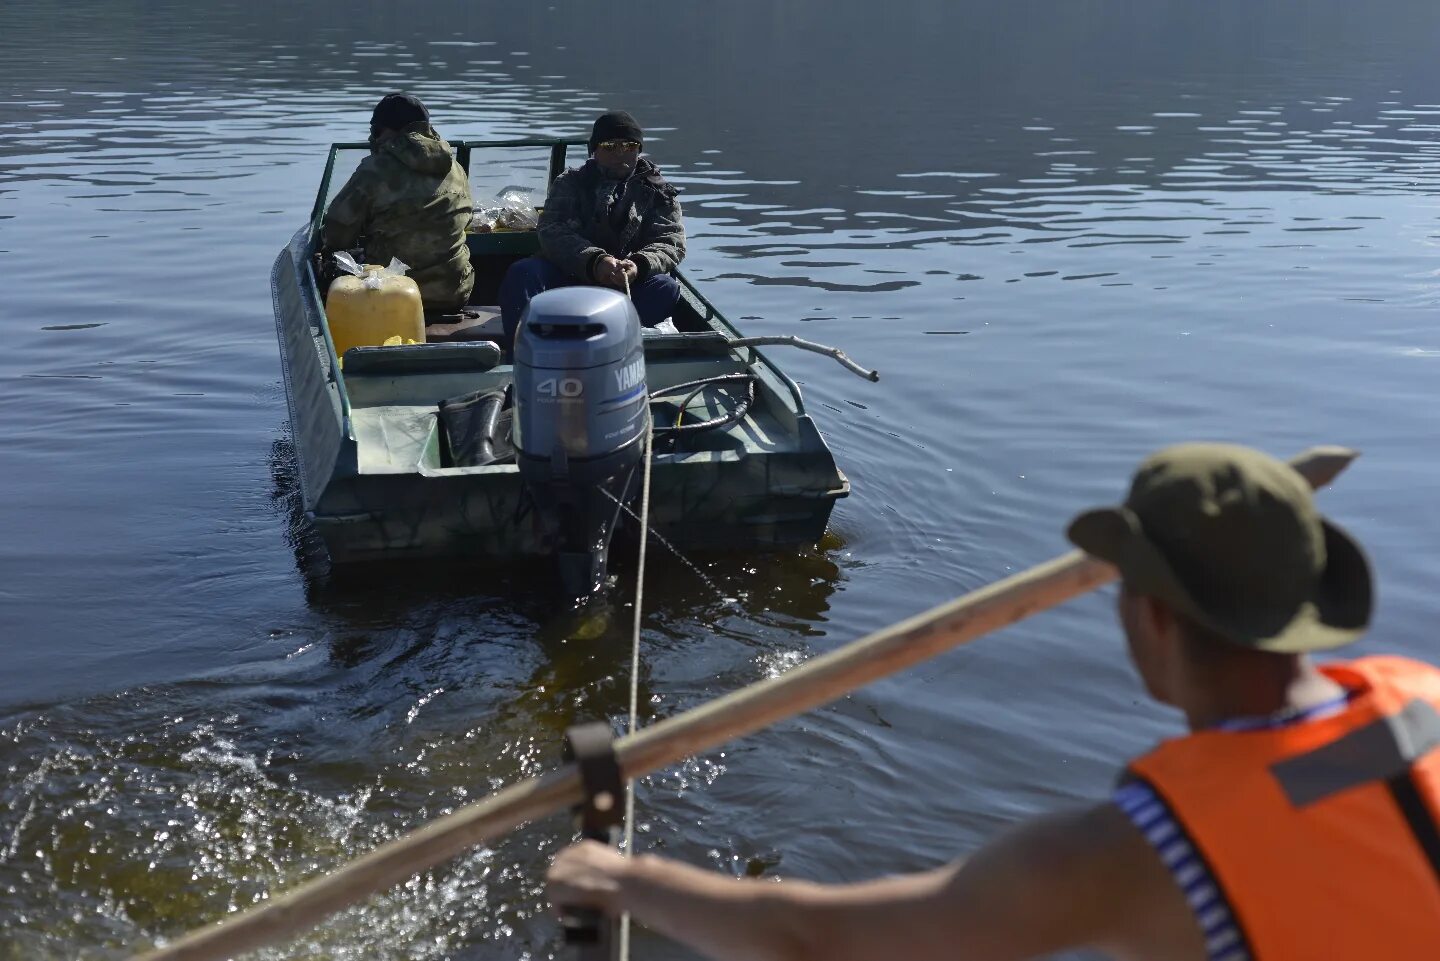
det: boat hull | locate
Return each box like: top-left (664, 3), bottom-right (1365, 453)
top-left (274, 182), bottom-right (850, 566)
top-left (308, 455), bottom-right (848, 563)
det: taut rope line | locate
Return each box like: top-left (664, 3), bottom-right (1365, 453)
top-left (617, 417), bottom-right (654, 961)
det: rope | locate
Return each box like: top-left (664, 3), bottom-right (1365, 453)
top-left (617, 413), bottom-right (652, 961)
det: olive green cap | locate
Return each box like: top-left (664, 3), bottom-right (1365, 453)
top-left (1067, 443), bottom-right (1372, 652)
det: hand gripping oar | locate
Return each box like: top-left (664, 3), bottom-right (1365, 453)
top-left (131, 446), bottom-right (1358, 961)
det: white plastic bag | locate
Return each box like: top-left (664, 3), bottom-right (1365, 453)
top-left (494, 185), bottom-right (538, 230)
top-left (642, 318), bottom-right (679, 336)
top-left (470, 206), bottom-right (501, 232)
top-left (333, 251), bottom-right (410, 289)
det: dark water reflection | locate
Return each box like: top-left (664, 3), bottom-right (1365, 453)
top-left (3, 1), bottom-right (1440, 957)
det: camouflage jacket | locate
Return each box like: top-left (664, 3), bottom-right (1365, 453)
top-left (321, 123), bottom-right (474, 312)
top-left (537, 157), bottom-right (685, 282)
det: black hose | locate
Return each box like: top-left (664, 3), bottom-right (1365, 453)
top-left (648, 372), bottom-right (755, 400)
top-left (649, 373), bottom-right (756, 434)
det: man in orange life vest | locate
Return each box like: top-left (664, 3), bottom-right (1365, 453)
top-left (547, 443), bottom-right (1440, 960)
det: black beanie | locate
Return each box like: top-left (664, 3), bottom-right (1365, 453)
top-left (589, 110), bottom-right (644, 153)
top-left (371, 93), bottom-right (430, 136)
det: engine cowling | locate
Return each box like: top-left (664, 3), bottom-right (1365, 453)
top-left (513, 286), bottom-right (648, 487)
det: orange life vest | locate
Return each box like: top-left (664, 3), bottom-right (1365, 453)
top-left (1128, 655), bottom-right (1440, 960)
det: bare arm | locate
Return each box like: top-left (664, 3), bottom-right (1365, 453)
top-left (549, 804), bottom-right (1204, 961)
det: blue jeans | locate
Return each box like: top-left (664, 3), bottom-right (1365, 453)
top-left (499, 256), bottom-right (680, 347)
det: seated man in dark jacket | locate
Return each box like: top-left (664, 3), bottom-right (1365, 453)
top-left (499, 110), bottom-right (685, 346)
top-left (321, 93), bottom-right (475, 314)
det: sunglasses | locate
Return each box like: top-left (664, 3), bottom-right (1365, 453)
top-left (596, 139), bottom-right (641, 152)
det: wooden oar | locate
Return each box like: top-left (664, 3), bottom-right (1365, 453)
top-left (133, 446), bottom-right (1357, 961)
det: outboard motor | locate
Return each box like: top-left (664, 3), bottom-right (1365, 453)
top-left (513, 287), bottom-right (649, 600)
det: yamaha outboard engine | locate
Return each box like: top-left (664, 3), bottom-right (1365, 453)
top-left (513, 287), bottom-right (649, 600)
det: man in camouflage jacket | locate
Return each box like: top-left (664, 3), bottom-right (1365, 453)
top-left (322, 94), bottom-right (475, 313)
top-left (499, 110), bottom-right (685, 346)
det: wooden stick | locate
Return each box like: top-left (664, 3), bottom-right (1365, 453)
top-left (727, 335), bottom-right (880, 382)
top-left (133, 446), bottom-right (1356, 961)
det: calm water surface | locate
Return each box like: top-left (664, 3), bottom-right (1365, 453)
top-left (2, 2), bottom-right (1439, 958)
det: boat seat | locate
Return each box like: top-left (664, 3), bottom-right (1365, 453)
top-left (425, 306), bottom-right (504, 343)
top-left (343, 341), bottom-right (503, 374)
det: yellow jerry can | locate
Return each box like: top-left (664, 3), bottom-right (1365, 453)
top-left (324, 266), bottom-right (425, 360)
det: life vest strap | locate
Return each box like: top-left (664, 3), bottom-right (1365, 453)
top-left (1388, 772), bottom-right (1440, 885)
top-left (1270, 699), bottom-right (1440, 807)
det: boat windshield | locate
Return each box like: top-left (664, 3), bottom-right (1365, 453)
top-left (320, 146), bottom-right (369, 214)
top-left (311, 138), bottom-right (584, 234)
top-left (465, 144), bottom-right (553, 208)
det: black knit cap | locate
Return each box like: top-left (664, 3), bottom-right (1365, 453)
top-left (589, 110), bottom-right (644, 153)
top-left (371, 93), bottom-right (430, 136)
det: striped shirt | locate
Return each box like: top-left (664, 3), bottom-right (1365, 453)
top-left (1112, 695), bottom-right (1350, 961)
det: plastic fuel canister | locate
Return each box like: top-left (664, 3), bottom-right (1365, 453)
top-left (324, 266), bottom-right (425, 360)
